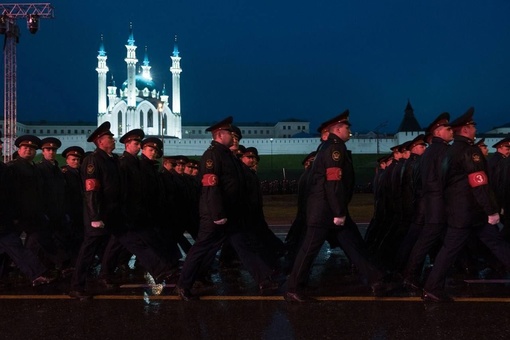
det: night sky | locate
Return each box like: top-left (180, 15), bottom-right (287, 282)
top-left (4, 0), bottom-right (510, 134)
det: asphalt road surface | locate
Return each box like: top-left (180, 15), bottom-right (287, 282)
top-left (1, 224), bottom-right (510, 339)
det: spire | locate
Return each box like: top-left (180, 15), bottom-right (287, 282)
top-left (161, 83), bottom-right (167, 96)
top-left (173, 35), bottom-right (179, 57)
top-left (141, 46), bottom-right (152, 80)
top-left (108, 74), bottom-right (116, 87)
top-left (127, 22), bottom-right (135, 46)
top-left (98, 34), bottom-right (106, 56)
top-left (397, 99), bottom-right (422, 132)
top-left (143, 46), bottom-right (149, 66)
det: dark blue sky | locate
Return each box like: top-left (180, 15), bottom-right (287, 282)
top-left (5, 0), bottom-right (510, 133)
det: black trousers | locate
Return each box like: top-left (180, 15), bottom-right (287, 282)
top-left (402, 223), bottom-right (446, 281)
top-left (287, 216), bottom-right (382, 293)
top-left (178, 223), bottom-right (274, 290)
top-left (424, 223), bottom-right (510, 292)
top-left (0, 231), bottom-right (46, 280)
top-left (71, 229), bottom-right (171, 291)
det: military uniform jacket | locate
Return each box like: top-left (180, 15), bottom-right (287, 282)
top-left (61, 165), bottom-right (83, 222)
top-left (442, 135), bottom-right (498, 229)
top-left (2, 157), bottom-right (45, 232)
top-left (390, 159), bottom-right (405, 214)
top-left (487, 152), bottom-right (506, 210)
top-left (160, 168), bottom-right (180, 227)
top-left (118, 152), bottom-right (145, 229)
top-left (306, 133), bottom-right (354, 228)
top-left (502, 158), bottom-right (510, 217)
top-left (401, 153), bottom-right (424, 225)
top-left (380, 160), bottom-right (398, 214)
top-left (82, 148), bottom-right (122, 232)
top-left (37, 159), bottom-right (66, 221)
top-left (420, 136), bottom-right (450, 224)
top-left (169, 169), bottom-right (192, 229)
top-left (242, 163), bottom-right (265, 229)
top-left (199, 141), bottom-right (246, 229)
top-left (139, 154), bottom-right (164, 227)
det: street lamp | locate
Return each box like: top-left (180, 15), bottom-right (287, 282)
top-left (158, 102), bottom-right (163, 141)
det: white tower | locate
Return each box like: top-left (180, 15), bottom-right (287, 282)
top-left (170, 36), bottom-right (182, 116)
top-left (107, 75), bottom-right (117, 112)
top-left (125, 23), bottom-right (138, 109)
top-left (96, 35), bottom-right (108, 119)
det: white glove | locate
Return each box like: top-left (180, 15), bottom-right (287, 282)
top-left (488, 213), bottom-right (500, 225)
top-left (214, 218), bottom-right (228, 225)
top-left (91, 220), bottom-right (105, 228)
top-left (333, 216), bottom-right (346, 226)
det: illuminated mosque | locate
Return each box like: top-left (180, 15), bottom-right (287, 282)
top-left (95, 25), bottom-right (182, 138)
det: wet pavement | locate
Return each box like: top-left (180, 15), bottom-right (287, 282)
top-left (1, 225), bottom-right (510, 339)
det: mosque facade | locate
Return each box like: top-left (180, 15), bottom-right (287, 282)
top-left (96, 26), bottom-right (182, 139)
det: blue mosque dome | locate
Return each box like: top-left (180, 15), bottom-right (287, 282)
top-left (121, 74), bottom-right (157, 93)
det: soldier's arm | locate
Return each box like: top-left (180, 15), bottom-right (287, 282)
top-left (324, 143), bottom-right (347, 218)
top-left (200, 149), bottom-right (225, 222)
top-left (465, 149), bottom-right (498, 216)
top-left (82, 156), bottom-right (103, 224)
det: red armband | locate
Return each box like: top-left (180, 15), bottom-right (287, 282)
top-left (85, 179), bottom-right (100, 191)
top-left (202, 174), bottom-right (218, 186)
top-left (326, 167), bottom-right (342, 181)
top-left (468, 171), bottom-right (488, 188)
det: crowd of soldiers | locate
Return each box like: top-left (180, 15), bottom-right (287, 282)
top-left (363, 107), bottom-right (510, 302)
top-left (1, 107), bottom-right (510, 303)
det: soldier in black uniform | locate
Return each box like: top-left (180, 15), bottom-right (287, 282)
top-left (285, 110), bottom-right (388, 303)
top-left (69, 123), bottom-right (175, 300)
top-left (394, 134), bottom-right (427, 271)
top-left (377, 141), bottom-right (413, 268)
top-left (487, 137), bottom-right (510, 240)
top-left (3, 135), bottom-right (64, 274)
top-left (36, 137), bottom-right (71, 272)
top-left (176, 117), bottom-right (278, 301)
top-left (475, 138), bottom-right (489, 157)
top-left (422, 108), bottom-right (510, 302)
top-left (138, 137), bottom-right (179, 268)
top-left (159, 156), bottom-right (183, 262)
top-left (0, 135), bottom-right (53, 287)
top-left (170, 155), bottom-right (197, 253)
top-left (402, 112), bottom-right (453, 290)
top-left (364, 154), bottom-right (393, 251)
top-left (284, 151), bottom-right (317, 272)
top-left (368, 144), bottom-right (402, 256)
top-left (61, 146), bottom-right (86, 269)
top-left (240, 147), bottom-right (285, 267)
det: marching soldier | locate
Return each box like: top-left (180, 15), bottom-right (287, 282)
top-left (402, 112), bottom-right (453, 290)
top-left (240, 147), bottom-right (285, 267)
top-left (176, 117), bottom-right (278, 300)
top-left (422, 107), bottom-right (510, 302)
top-left (61, 146), bottom-right (86, 269)
top-left (285, 110), bottom-right (388, 302)
top-left (284, 151), bottom-right (317, 272)
top-left (488, 137), bottom-right (510, 242)
top-left (4, 136), bottom-right (64, 273)
top-left (70, 123), bottom-right (175, 300)
top-left (37, 137), bottom-right (71, 272)
top-left (0, 135), bottom-right (53, 287)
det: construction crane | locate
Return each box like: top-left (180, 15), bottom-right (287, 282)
top-left (0, 3), bottom-right (54, 162)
